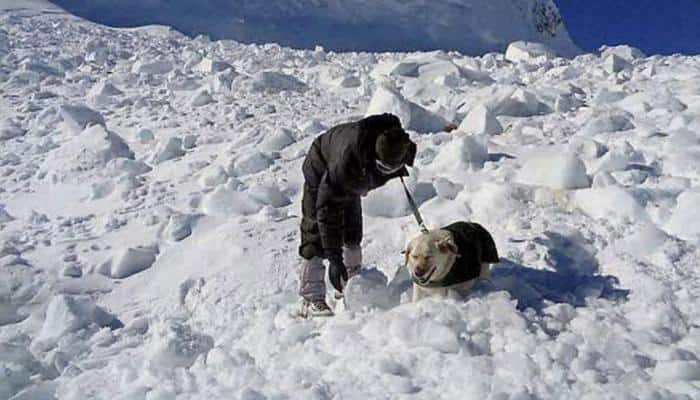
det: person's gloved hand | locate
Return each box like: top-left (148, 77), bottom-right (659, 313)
top-left (327, 255), bottom-right (348, 293)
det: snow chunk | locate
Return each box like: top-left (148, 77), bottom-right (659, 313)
top-left (108, 246), bottom-right (159, 279)
top-left (88, 80), bottom-right (123, 97)
top-left (151, 137), bottom-right (186, 164)
top-left (344, 269), bottom-right (393, 310)
top-left (0, 204), bottom-right (14, 223)
top-left (458, 104), bottom-right (502, 135)
top-left (574, 186), bottom-right (648, 223)
top-left (600, 45), bottom-right (645, 62)
top-left (250, 71), bottom-right (306, 92)
top-left (365, 85), bottom-right (448, 133)
top-left (191, 89), bottom-right (215, 107)
top-left (131, 59), bottom-right (173, 75)
top-left (135, 128), bottom-right (155, 143)
top-left (37, 295), bottom-right (122, 346)
top-left (0, 119), bottom-right (26, 141)
top-left (517, 153), bottom-right (590, 190)
top-left (487, 87), bottom-right (549, 117)
top-left (389, 314), bottom-right (459, 353)
top-left (191, 57), bottom-right (234, 74)
top-left (260, 127), bottom-right (295, 152)
top-left (147, 319), bottom-right (213, 369)
top-left (105, 158), bottom-right (152, 178)
top-left (201, 186), bottom-right (262, 216)
top-left (165, 214), bottom-right (195, 242)
top-left (582, 112), bottom-right (634, 135)
top-left (652, 360), bottom-right (700, 382)
top-left (59, 104), bottom-right (105, 134)
top-left (505, 41), bottom-right (556, 63)
top-left (431, 135), bottom-right (488, 171)
top-left (433, 177), bottom-right (463, 200)
top-left (666, 189), bottom-right (700, 243)
top-left (364, 178), bottom-right (435, 218)
top-left (229, 151), bottom-right (272, 176)
top-left (603, 54), bottom-right (631, 73)
top-left (199, 165), bottom-right (229, 188)
top-left (248, 184), bottom-right (291, 208)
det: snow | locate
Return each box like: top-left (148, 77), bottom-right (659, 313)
top-left (0, 4), bottom-right (699, 400)
top-left (517, 152), bottom-right (590, 190)
top-left (106, 246), bottom-right (159, 279)
top-left (505, 41), bottom-right (557, 64)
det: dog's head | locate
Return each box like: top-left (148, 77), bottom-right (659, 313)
top-left (404, 229), bottom-right (458, 285)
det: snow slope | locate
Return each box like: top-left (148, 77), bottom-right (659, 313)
top-left (53, 0), bottom-right (579, 56)
top-left (1, 5), bottom-right (700, 400)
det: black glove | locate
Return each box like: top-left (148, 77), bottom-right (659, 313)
top-left (327, 254), bottom-right (348, 293)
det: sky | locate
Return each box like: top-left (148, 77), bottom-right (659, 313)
top-left (49, 0), bottom-right (700, 55)
top-left (555, 0), bottom-right (700, 55)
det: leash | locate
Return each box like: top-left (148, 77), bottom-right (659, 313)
top-left (399, 176), bottom-right (429, 234)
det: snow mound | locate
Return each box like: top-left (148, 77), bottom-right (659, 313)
top-left (582, 111), bottom-right (634, 134)
top-left (36, 295), bottom-right (122, 346)
top-left (104, 246), bottom-right (159, 279)
top-left (600, 45), bottom-right (646, 62)
top-left (457, 104), bottom-right (503, 136)
top-left (248, 184), bottom-right (291, 208)
top-left (88, 80), bottom-right (123, 97)
top-left (42, 125), bottom-right (133, 178)
top-left (505, 41), bottom-right (556, 64)
top-left (603, 53), bottom-right (631, 73)
top-left (199, 165), bottom-right (229, 188)
top-left (0, 204), bottom-right (14, 223)
top-left (487, 87), bottom-right (549, 117)
top-left (665, 189), bottom-right (700, 243)
top-left (365, 85), bottom-right (448, 133)
top-left (517, 153), bottom-right (590, 190)
top-left (191, 89), bottom-right (215, 107)
top-left (58, 104), bottom-right (105, 134)
top-left (147, 319), bottom-right (214, 369)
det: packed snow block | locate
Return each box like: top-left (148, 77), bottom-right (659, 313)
top-left (431, 135), bottom-right (488, 172)
top-left (201, 186), bottom-right (262, 216)
top-left (229, 151), bottom-right (272, 176)
top-left (582, 112), bottom-right (634, 135)
top-left (147, 319), bottom-right (214, 369)
top-left (199, 165), bottom-right (229, 188)
top-left (487, 87), bottom-right (549, 117)
top-left (365, 85), bottom-right (448, 133)
top-left (390, 61), bottom-right (420, 77)
top-left (191, 57), bottom-right (234, 74)
top-left (88, 80), bottom-right (123, 97)
top-left (0, 119), bottom-right (26, 141)
top-left (135, 128), bottom-right (155, 143)
top-left (248, 184), bottom-right (291, 208)
top-left (433, 177), bottom-right (463, 200)
top-left (37, 295), bottom-right (122, 346)
top-left (191, 89), bottom-right (215, 107)
top-left (250, 71), bottom-right (307, 92)
top-left (600, 45), bottom-right (645, 62)
top-left (151, 137), bottom-right (186, 164)
top-left (59, 104), bottom-right (105, 134)
top-left (458, 104), bottom-right (503, 135)
top-left (108, 246), bottom-right (159, 279)
top-left (105, 158), bottom-right (152, 178)
top-left (0, 204), bottom-right (14, 223)
top-left (516, 153), bottom-right (590, 190)
top-left (603, 54), bottom-right (631, 73)
top-left (165, 214), bottom-right (195, 242)
top-left (364, 178), bottom-right (435, 218)
top-left (574, 186), bottom-right (648, 223)
top-left (131, 59), bottom-right (173, 75)
top-left (343, 268), bottom-right (394, 310)
top-left (260, 127), bottom-right (295, 152)
top-left (666, 189), bottom-right (700, 243)
top-left (505, 41), bottom-right (556, 64)
top-left (208, 69), bottom-right (237, 94)
top-left (299, 119), bottom-right (326, 135)
top-left (652, 360), bottom-right (700, 382)
top-left (416, 60), bottom-right (469, 85)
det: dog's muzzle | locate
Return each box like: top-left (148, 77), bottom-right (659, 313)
top-left (411, 265), bottom-right (437, 286)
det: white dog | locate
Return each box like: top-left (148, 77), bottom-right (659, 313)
top-left (404, 222), bottom-right (499, 302)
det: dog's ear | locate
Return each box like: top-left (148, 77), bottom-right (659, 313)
top-left (402, 245), bottom-right (411, 265)
top-left (437, 241), bottom-right (458, 255)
